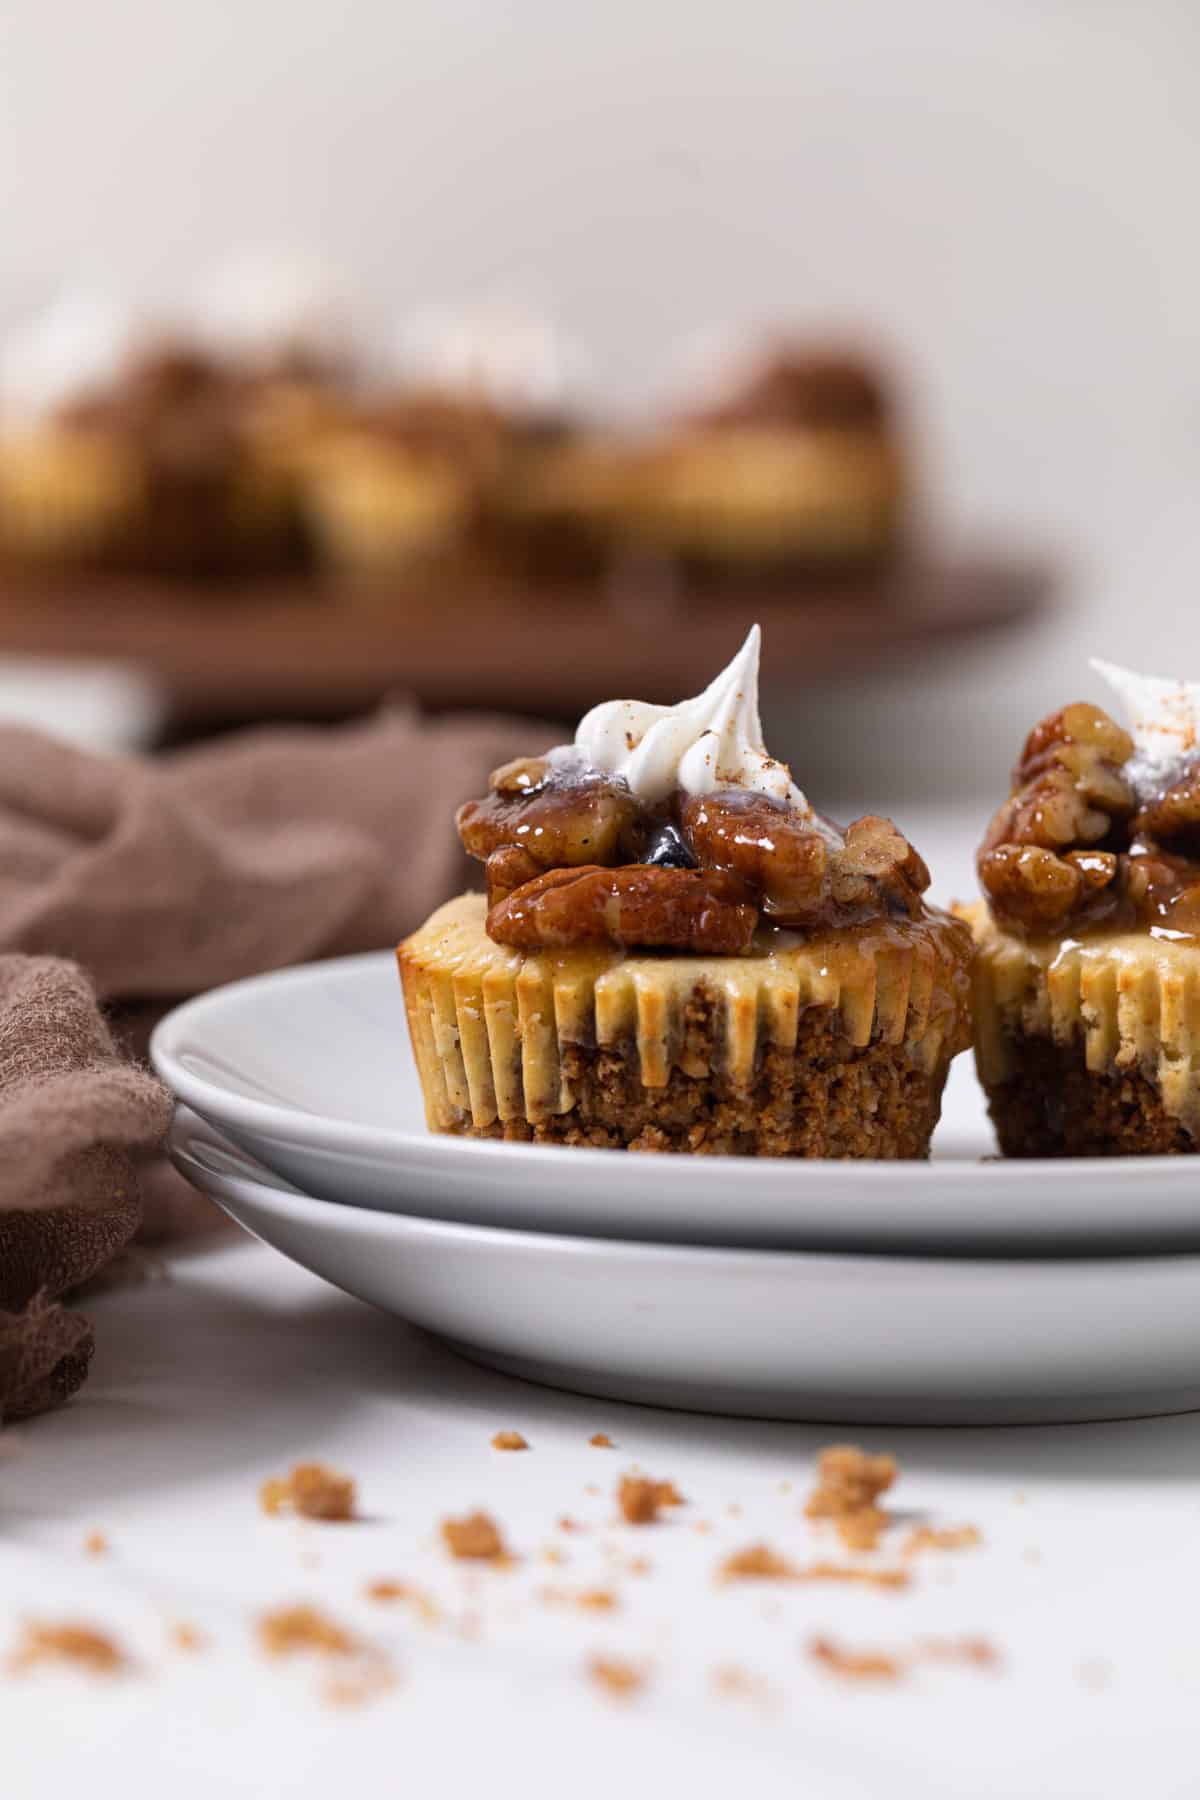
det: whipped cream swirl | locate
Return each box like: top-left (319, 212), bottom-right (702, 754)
top-left (1093, 659), bottom-right (1200, 791)
top-left (565, 625), bottom-right (825, 824)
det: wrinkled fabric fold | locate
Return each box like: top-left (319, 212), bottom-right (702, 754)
top-left (0, 705), bottom-right (544, 1422)
top-left (0, 707), bottom-right (544, 999)
top-left (0, 956), bottom-right (170, 1420)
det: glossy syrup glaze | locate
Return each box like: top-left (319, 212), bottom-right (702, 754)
top-left (457, 752), bottom-right (941, 954)
top-left (979, 701), bottom-right (1200, 943)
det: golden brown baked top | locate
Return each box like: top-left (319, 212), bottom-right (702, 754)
top-left (979, 701), bottom-right (1200, 939)
top-left (457, 753), bottom-right (936, 953)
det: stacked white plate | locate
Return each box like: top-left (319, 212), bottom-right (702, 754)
top-left (152, 951), bottom-right (1200, 1427)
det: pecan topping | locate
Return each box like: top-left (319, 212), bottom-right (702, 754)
top-left (457, 768), bottom-right (637, 869)
top-left (1134, 764), bottom-right (1200, 854)
top-left (486, 865), bottom-right (759, 953)
top-left (459, 746), bottom-right (936, 951)
top-left (979, 700), bottom-right (1200, 937)
top-left (979, 703), bottom-right (1139, 933)
top-left (983, 703), bottom-right (1135, 858)
top-left (681, 796), bottom-right (927, 928)
top-left (485, 845), bottom-right (542, 907)
top-left (680, 791), bottom-right (831, 921)
top-left (831, 817), bottom-right (930, 919)
top-left (977, 844), bottom-right (1088, 931)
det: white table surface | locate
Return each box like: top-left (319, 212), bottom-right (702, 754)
top-left (3, 1233), bottom-right (1200, 1800)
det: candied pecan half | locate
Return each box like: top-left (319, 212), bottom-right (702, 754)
top-left (978, 844), bottom-right (1085, 931)
top-left (830, 817), bottom-right (930, 919)
top-left (982, 703), bottom-right (1134, 859)
top-left (1134, 761), bottom-right (1200, 855)
top-left (489, 756), bottom-right (551, 796)
top-left (1125, 848), bottom-right (1200, 930)
top-left (979, 703), bottom-right (1140, 933)
top-left (680, 792), bottom-right (831, 923)
top-left (457, 767), bottom-right (638, 869)
top-left (485, 845), bottom-right (542, 907)
top-left (682, 795), bottom-right (928, 927)
top-left (486, 865), bottom-right (758, 953)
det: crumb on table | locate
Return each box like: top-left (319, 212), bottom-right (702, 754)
top-left (718, 1543), bottom-right (798, 1582)
top-left (589, 1433), bottom-right (615, 1448)
top-left (805, 1444), bottom-right (897, 1518)
top-left (260, 1463), bottom-right (357, 1523)
top-left (919, 1635), bottom-right (999, 1669)
top-left (587, 1653), bottom-right (646, 1699)
top-left (809, 1635), bottom-right (903, 1683)
top-left (365, 1580), bottom-right (440, 1624)
top-left (491, 1430), bottom-right (529, 1451)
top-left (617, 1474), bottom-right (685, 1524)
top-left (903, 1524), bottom-right (982, 1556)
top-left (322, 1661), bottom-right (398, 1708)
top-left (257, 1605), bottom-right (358, 1658)
top-left (441, 1510), bottom-right (511, 1563)
top-left (170, 1622), bottom-right (205, 1652)
top-left (835, 1508), bottom-right (889, 1552)
top-left (712, 1663), bottom-right (773, 1703)
top-left (805, 1445), bottom-right (897, 1551)
top-left (539, 1586), bottom-right (619, 1613)
top-left (796, 1560), bottom-right (910, 1591)
top-left (83, 1531), bottom-right (109, 1557)
top-left (8, 1621), bottom-right (129, 1676)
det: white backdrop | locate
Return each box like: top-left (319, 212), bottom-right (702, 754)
top-left (2, 0), bottom-right (1197, 794)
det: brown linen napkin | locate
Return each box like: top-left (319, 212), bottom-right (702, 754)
top-left (0, 705), bottom-right (541, 999)
top-left (0, 704), bottom-right (545, 1420)
top-left (0, 956), bottom-right (172, 1421)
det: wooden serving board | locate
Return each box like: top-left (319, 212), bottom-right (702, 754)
top-left (0, 553), bottom-right (1050, 729)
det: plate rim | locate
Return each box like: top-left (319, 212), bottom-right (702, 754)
top-left (168, 1105), bottom-right (1200, 1279)
top-left (151, 948), bottom-right (1200, 1195)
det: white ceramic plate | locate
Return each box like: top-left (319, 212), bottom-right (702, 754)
top-left (152, 951), bottom-right (1200, 1255)
top-left (171, 1106), bottom-right (1200, 1426)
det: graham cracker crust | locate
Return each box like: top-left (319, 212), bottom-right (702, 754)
top-left (468, 996), bottom-right (949, 1158)
top-left (985, 1034), bottom-right (1198, 1157)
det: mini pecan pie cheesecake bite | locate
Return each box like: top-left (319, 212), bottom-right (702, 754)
top-left (399, 628), bottom-right (972, 1156)
top-left (966, 663), bottom-right (1200, 1156)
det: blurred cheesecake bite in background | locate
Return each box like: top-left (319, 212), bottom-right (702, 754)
top-left (0, 284), bottom-right (915, 597)
top-left (0, 285), bottom-right (312, 578)
top-left (625, 336), bottom-right (909, 580)
top-left (194, 248), bottom-right (364, 525)
top-left (0, 290), bottom-right (147, 569)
